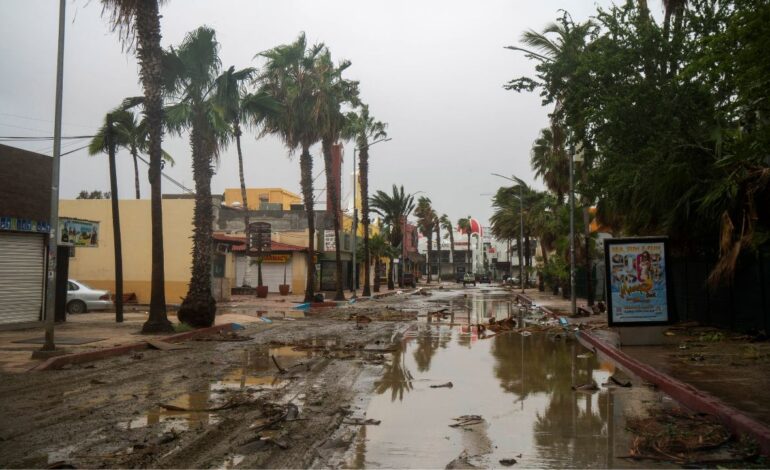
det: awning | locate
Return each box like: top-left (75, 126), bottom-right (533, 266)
top-left (212, 233), bottom-right (308, 254)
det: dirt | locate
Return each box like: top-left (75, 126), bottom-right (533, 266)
top-left (0, 315), bottom-right (412, 469)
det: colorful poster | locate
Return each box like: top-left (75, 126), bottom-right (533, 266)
top-left (324, 230), bottom-right (336, 251)
top-left (59, 218), bottom-right (100, 247)
top-left (604, 237), bottom-right (672, 326)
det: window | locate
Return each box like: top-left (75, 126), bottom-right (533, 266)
top-left (68, 282), bottom-right (78, 291)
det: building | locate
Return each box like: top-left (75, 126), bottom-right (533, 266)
top-left (0, 145), bottom-right (52, 325)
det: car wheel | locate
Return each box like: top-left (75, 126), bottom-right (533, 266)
top-left (67, 300), bottom-right (87, 314)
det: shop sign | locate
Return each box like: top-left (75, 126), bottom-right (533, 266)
top-left (324, 230), bottom-right (336, 251)
top-left (248, 222), bottom-right (271, 252)
top-left (604, 237), bottom-right (674, 326)
top-left (0, 216), bottom-right (50, 233)
top-left (59, 218), bottom-right (100, 247)
top-left (261, 254), bottom-right (290, 263)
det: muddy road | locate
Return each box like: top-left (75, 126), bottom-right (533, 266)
top-left (0, 287), bottom-right (679, 468)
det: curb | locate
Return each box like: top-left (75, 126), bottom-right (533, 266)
top-left (32, 323), bottom-right (236, 372)
top-left (578, 330), bottom-right (770, 455)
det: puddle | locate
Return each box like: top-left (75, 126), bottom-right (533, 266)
top-left (348, 320), bottom-right (671, 468)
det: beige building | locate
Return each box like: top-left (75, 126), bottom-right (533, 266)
top-left (223, 188), bottom-right (301, 210)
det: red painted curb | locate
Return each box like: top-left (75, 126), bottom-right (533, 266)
top-left (32, 323), bottom-right (236, 371)
top-left (579, 330), bottom-right (770, 455)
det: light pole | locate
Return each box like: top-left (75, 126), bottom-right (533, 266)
top-left (491, 173), bottom-right (526, 293)
top-left (569, 146), bottom-right (576, 316)
top-left (351, 137), bottom-right (391, 298)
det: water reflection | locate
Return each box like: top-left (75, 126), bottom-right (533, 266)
top-left (349, 321), bottom-right (667, 468)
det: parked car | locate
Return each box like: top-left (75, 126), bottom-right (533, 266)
top-left (66, 279), bottom-right (113, 314)
top-left (479, 273), bottom-right (491, 283)
top-left (462, 273), bottom-right (476, 287)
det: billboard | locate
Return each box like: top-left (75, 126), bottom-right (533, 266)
top-left (59, 218), bottom-right (99, 247)
top-left (604, 237), bottom-right (674, 326)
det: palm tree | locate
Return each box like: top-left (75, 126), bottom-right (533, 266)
top-left (433, 209), bottom-right (442, 283)
top-left (101, 0), bottom-right (174, 333)
top-left (457, 216), bottom-right (473, 274)
top-left (367, 232), bottom-right (392, 293)
top-left (163, 26), bottom-right (227, 327)
top-left (89, 109), bottom-right (128, 323)
top-left (370, 185), bottom-right (415, 290)
top-left (343, 104), bottom-right (387, 297)
top-left (259, 33), bottom-right (325, 302)
top-left (530, 127), bottom-right (569, 204)
top-left (439, 214), bottom-right (455, 277)
top-left (213, 66), bottom-right (279, 288)
top-left (415, 196), bottom-right (436, 284)
top-left (315, 50), bottom-right (359, 300)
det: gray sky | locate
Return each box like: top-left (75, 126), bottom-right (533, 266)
top-left (1, 0), bottom-right (638, 226)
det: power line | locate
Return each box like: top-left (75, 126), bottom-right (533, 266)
top-left (0, 112), bottom-right (95, 129)
top-left (0, 135), bottom-right (96, 141)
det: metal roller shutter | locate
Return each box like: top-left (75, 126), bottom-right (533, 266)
top-left (0, 232), bottom-right (45, 324)
top-left (235, 255), bottom-right (292, 293)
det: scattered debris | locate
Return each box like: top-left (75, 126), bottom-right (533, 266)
top-left (89, 379), bottom-right (107, 385)
top-left (445, 450), bottom-right (479, 469)
top-left (449, 415), bottom-right (484, 427)
top-left (272, 355), bottom-right (288, 374)
top-left (487, 317), bottom-right (516, 333)
top-left (576, 352), bottom-right (594, 359)
top-left (342, 418), bottom-right (381, 426)
top-left (130, 352), bottom-right (143, 360)
top-left (571, 381), bottom-right (599, 393)
top-left (430, 382), bottom-right (454, 388)
top-left (499, 458), bottom-right (517, 466)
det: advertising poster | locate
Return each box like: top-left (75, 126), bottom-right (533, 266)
top-left (604, 237), bottom-right (673, 326)
top-left (324, 230), bottom-right (336, 251)
top-left (59, 218), bottom-right (99, 247)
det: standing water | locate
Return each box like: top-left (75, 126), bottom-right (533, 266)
top-left (346, 292), bottom-right (671, 468)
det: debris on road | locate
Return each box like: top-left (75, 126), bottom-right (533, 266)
top-left (499, 457), bottom-right (518, 466)
top-left (449, 415), bottom-right (485, 427)
top-left (342, 418), bottom-right (381, 426)
top-left (430, 382), bottom-right (453, 388)
top-left (571, 381), bottom-right (599, 393)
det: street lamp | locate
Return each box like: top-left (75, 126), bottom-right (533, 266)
top-left (491, 173), bottom-right (526, 293)
top-left (569, 145), bottom-right (584, 316)
top-left (351, 137), bottom-right (391, 298)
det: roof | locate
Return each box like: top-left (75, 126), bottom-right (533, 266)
top-left (212, 233), bottom-right (307, 252)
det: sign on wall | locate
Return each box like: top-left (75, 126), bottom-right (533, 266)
top-left (604, 237), bottom-right (674, 326)
top-left (0, 216), bottom-right (50, 233)
top-left (248, 222), bottom-right (271, 252)
top-left (324, 230), bottom-right (336, 251)
top-left (59, 218), bottom-right (100, 247)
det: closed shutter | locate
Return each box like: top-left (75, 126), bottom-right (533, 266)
top-left (235, 255), bottom-right (292, 293)
top-left (0, 232), bottom-right (45, 324)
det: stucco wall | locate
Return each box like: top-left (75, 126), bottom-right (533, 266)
top-left (59, 199), bottom-right (195, 304)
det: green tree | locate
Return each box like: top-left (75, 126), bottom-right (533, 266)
top-left (439, 214), bottom-right (455, 274)
top-left (370, 185), bottom-right (415, 289)
top-left (163, 26), bottom-right (226, 327)
top-left (415, 196), bottom-right (437, 284)
top-left (457, 216), bottom-right (473, 273)
top-left (101, 0), bottom-right (174, 333)
top-left (259, 33), bottom-right (325, 302)
top-left (344, 104), bottom-right (388, 297)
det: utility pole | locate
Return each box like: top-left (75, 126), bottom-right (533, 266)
top-left (569, 145), bottom-right (577, 316)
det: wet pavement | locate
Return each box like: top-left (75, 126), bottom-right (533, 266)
top-left (345, 289), bottom-right (673, 469)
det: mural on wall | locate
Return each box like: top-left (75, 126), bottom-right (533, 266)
top-left (58, 218), bottom-right (100, 247)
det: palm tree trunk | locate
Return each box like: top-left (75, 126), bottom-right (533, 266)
top-left (435, 225), bottom-right (441, 283)
top-left (107, 118), bottom-right (124, 323)
top-left (177, 119), bottom-right (216, 328)
top-left (235, 121), bottom-right (253, 288)
top-left (322, 138), bottom-right (344, 300)
top-left (374, 258), bottom-right (381, 293)
top-left (360, 147), bottom-right (371, 297)
top-left (387, 256), bottom-right (394, 290)
top-left (426, 233), bottom-right (433, 284)
top-left (300, 146), bottom-right (316, 302)
top-left (131, 146), bottom-right (141, 199)
top-left (137, 1), bottom-right (173, 333)
top-left (448, 230), bottom-right (455, 278)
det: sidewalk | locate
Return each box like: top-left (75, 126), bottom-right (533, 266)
top-left (521, 287), bottom-right (770, 452)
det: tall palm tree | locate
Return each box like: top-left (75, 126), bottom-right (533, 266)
top-left (101, 0), bottom-right (173, 333)
top-left (213, 66), bottom-right (279, 288)
top-left (433, 209), bottom-right (442, 283)
top-left (439, 214), bottom-right (455, 276)
top-left (415, 196), bottom-right (436, 284)
top-left (367, 232), bottom-right (392, 293)
top-left (343, 104), bottom-right (387, 297)
top-left (259, 33), bottom-right (325, 302)
top-left (370, 185), bottom-right (414, 290)
top-left (530, 127), bottom-right (569, 204)
top-left (315, 50), bottom-right (359, 300)
top-left (89, 110), bottom-right (129, 323)
top-left (163, 26), bottom-right (226, 328)
top-left (457, 216), bottom-right (473, 274)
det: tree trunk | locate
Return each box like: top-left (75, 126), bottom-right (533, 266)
top-left (137, 1), bottom-right (173, 333)
top-left (540, 237), bottom-right (549, 266)
top-left (107, 118), bottom-right (124, 323)
top-left (435, 224), bottom-right (441, 283)
top-left (387, 256), bottom-right (394, 290)
top-left (374, 258), bottom-right (381, 293)
top-left (235, 121), bottom-right (253, 288)
top-left (131, 146), bottom-right (141, 199)
top-left (300, 146), bottom-right (316, 302)
top-left (426, 233), bottom-right (433, 284)
top-left (360, 147), bottom-right (371, 297)
top-left (517, 234), bottom-right (524, 287)
top-left (583, 207), bottom-right (594, 306)
top-left (177, 117), bottom-right (216, 328)
top-left (322, 138), bottom-right (344, 300)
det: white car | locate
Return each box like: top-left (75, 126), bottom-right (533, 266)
top-left (66, 279), bottom-right (113, 314)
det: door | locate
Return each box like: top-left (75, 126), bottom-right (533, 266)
top-left (236, 255), bottom-right (292, 293)
top-left (0, 232), bottom-right (45, 324)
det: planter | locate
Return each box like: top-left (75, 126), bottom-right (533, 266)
top-left (278, 284), bottom-right (290, 296)
top-left (256, 286), bottom-right (268, 298)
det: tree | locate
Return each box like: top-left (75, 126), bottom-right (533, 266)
top-left (88, 110), bottom-right (126, 323)
top-left (367, 232), bottom-right (393, 293)
top-left (101, 0), bottom-right (174, 333)
top-left (163, 26), bottom-right (226, 328)
top-left (344, 104), bottom-right (387, 296)
top-left (76, 190), bottom-right (111, 199)
top-left (213, 66), bottom-right (279, 288)
top-left (415, 196), bottom-right (436, 284)
top-left (530, 127), bottom-right (568, 204)
top-left (439, 214), bottom-right (455, 276)
top-left (370, 185), bottom-right (415, 290)
top-left (259, 33), bottom-right (325, 302)
top-left (315, 50), bottom-right (359, 300)
top-left (457, 216), bottom-right (473, 273)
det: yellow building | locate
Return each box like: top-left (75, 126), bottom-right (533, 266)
top-left (60, 198), bottom-right (196, 304)
top-left (223, 188), bottom-right (301, 210)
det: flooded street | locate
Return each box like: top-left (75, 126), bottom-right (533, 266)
top-left (345, 289), bottom-right (670, 469)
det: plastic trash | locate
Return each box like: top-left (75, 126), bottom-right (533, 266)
top-left (260, 316), bottom-right (273, 323)
top-left (231, 323), bottom-right (246, 330)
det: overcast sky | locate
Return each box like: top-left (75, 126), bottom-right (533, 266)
top-left (1, 0), bottom-right (650, 226)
